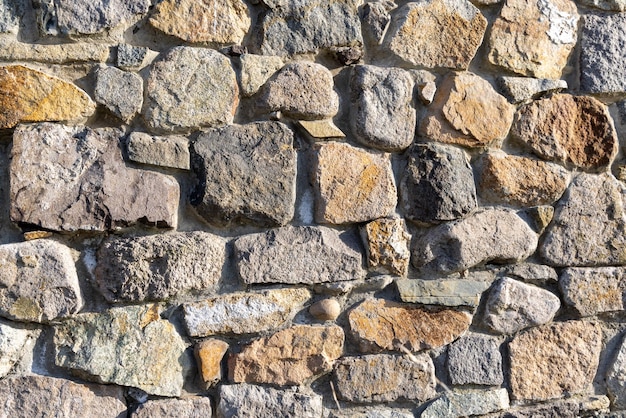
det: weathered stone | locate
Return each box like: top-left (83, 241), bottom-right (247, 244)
top-left (350, 65), bottom-right (416, 151)
top-left (0, 39), bottom-right (110, 64)
top-left (498, 76), bottom-right (568, 103)
top-left (348, 298), bottom-right (471, 353)
top-left (361, 218), bottom-right (410, 276)
top-left (447, 334), bottom-right (503, 386)
top-left (309, 299), bottom-right (341, 321)
top-left (0, 319), bottom-right (32, 377)
top-left (314, 142), bottom-right (397, 224)
top-left (218, 384), bottom-right (323, 418)
top-left (397, 278), bottom-right (492, 307)
top-left (421, 389), bottom-right (510, 418)
top-left (579, 0), bottom-right (626, 10)
top-left (190, 122), bottom-right (296, 227)
top-left (144, 46), bottom-right (238, 133)
top-left (183, 288), bottom-right (310, 337)
top-left (401, 143), bottom-right (477, 224)
top-left (511, 94), bottom-right (618, 171)
top-left (298, 119), bottom-right (345, 140)
top-left (95, 65), bottom-right (143, 123)
top-left (134, 397), bottom-right (212, 418)
top-left (127, 132), bottom-right (190, 170)
top-left (504, 263), bottom-right (558, 282)
top-left (490, 399), bottom-right (582, 418)
top-left (195, 339), bottom-right (228, 388)
top-left (0, 0), bottom-right (22, 33)
top-left (117, 44), bottom-right (148, 69)
top-left (560, 267), bottom-right (626, 316)
top-left (149, 0), bottom-right (250, 44)
top-left (420, 72), bottom-right (515, 147)
top-left (523, 205), bottom-right (555, 234)
top-left (327, 407), bottom-right (414, 418)
top-left (361, 2), bottom-right (392, 44)
top-left (334, 354), bottom-right (436, 403)
top-left (0, 65), bottom-right (95, 129)
top-left (239, 54), bottom-right (283, 97)
top-left (11, 123), bottom-right (179, 232)
top-left (487, 0), bottom-right (579, 79)
top-left (228, 324), bottom-right (344, 386)
top-left (607, 334), bottom-right (626, 409)
top-left (314, 275), bottom-right (395, 296)
top-left (54, 304), bottom-right (188, 397)
top-left (383, 0), bottom-right (487, 70)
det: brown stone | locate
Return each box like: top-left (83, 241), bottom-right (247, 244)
top-left (361, 218), bottom-right (410, 276)
top-left (309, 299), bottom-right (341, 321)
top-left (195, 339), bottom-right (229, 388)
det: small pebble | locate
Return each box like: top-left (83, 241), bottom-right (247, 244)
top-left (309, 299), bottom-right (341, 321)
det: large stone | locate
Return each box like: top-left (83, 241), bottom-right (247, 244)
top-left (560, 267), bottom-right (626, 316)
top-left (0, 39), bottom-right (110, 64)
top-left (334, 354), bottom-right (436, 403)
top-left (498, 76), bottom-right (568, 103)
top-left (127, 132), bottom-right (190, 170)
top-left (361, 218), bottom-right (410, 276)
top-left (509, 321), bottom-right (601, 401)
top-left (239, 54), bottom-right (283, 97)
top-left (447, 334), bottom-right (503, 386)
top-left (487, 0), bottom-right (579, 79)
top-left (134, 397), bottom-right (212, 418)
top-left (0, 0), bottom-right (22, 33)
top-left (195, 339), bottom-right (228, 388)
top-left (10, 123), bottom-right (179, 232)
top-left (383, 0), bottom-right (487, 70)
top-left (190, 122), bottom-right (296, 227)
top-left (95, 232), bottom-right (226, 303)
top-left (0, 319), bottom-right (32, 377)
top-left (94, 66), bottom-right (143, 123)
top-left (396, 278), bottom-right (492, 308)
top-left (313, 142), bottom-right (397, 224)
top-left (217, 384), bottom-right (323, 418)
top-left (421, 388), bottom-right (510, 418)
top-left (607, 334), bottom-right (626, 409)
top-left (144, 46), bottom-right (238, 133)
top-left (228, 324), bottom-right (344, 386)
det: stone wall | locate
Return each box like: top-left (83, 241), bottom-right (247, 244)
top-left (0, 0), bottom-right (625, 416)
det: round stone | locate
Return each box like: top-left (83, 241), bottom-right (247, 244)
top-left (309, 299), bottom-right (341, 321)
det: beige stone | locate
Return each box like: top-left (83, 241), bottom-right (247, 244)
top-left (239, 54), bottom-right (283, 97)
top-left (0, 40), bottom-right (110, 64)
top-left (309, 299), bottom-right (341, 321)
top-left (361, 218), bottom-right (410, 276)
top-left (195, 339), bottom-right (228, 388)
top-left (298, 119), bottom-right (345, 140)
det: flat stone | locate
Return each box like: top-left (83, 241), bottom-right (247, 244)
top-left (117, 44), bottom-right (147, 69)
top-left (448, 334), bottom-right (503, 386)
top-left (195, 339), bottom-right (228, 388)
top-left (396, 279), bottom-right (492, 308)
top-left (11, 123), bottom-right (179, 232)
top-left (607, 334), bottom-right (626, 409)
top-left (54, 304), bottom-right (189, 397)
top-left (190, 121), bottom-right (296, 227)
top-left (144, 46), bottom-right (238, 133)
top-left (383, 0), bottom-right (487, 70)
top-left (487, 0), bottom-right (579, 79)
top-left (334, 354), bottom-right (436, 403)
top-left (313, 142), bottom-right (397, 224)
top-left (350, 65), bottom-right (416, 151)
top-left (560, 267), bottom-right (626, 316)
top-left (309, 298), bottom-right (341, 321)
top-left (579, 0), bottom-right (626, 10)
top-left (0, 0), bottom-right (23, 33)
top-left (504, 263), bottom-right (558, 282)
top-left (0, 65), bottom-right (95, 129)
top-left (134, 398), bottom-right (212, 418)
top-left (421, 389), bottom-right (510, 418)
top-left (327, 407), bottom-right (414, 418)
top-left (228, 324), bottom-right (344, 386)
top-left (420, 72), bottom-right (515, 148)
top-left (401, 142), bottom-right (477, 224)
top-left (217, 384), bottom-right (323, 418)
top-left (498, 76), bottom-right (568, 103)
top-left (488, 398), bottom-right (584, 418)
top-left (183, 288), bottom-right (310, 337)
top-left (298, 119), bottom-right (345, 140)
top-left (127, 132), bottom-right (190, 170)
top-left (361, 218), bottom-right (410, 276)
top-left (95, 66), bottom-right (143, 123)
top-left (0, 319), bottom-right (32, 377)
top-left (239, 54), bottom-right (283, 97)
top-left (0, 40), bottom-right (110, 64)
top-left (348, 298), bottom-right (471, 353)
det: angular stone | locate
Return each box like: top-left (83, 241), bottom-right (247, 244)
top-left (183, 288), bottom-right (310, 337)
top-left (447, 334), bottom-right (503, 386)
top-left (134, 398), bottom-right (212, 418)
top-left (350, 65), bottom-right (416, 151)
top-left (190, 122), bottom-right (296, 227)
top-left (401, 143), bottom-right (477, 224)
top-left (498, 76), bottom-right (568, 103)
top-left (397, 279), bottom-right (492, 308)
top-left (228, 324), bottom-right (344, 386)
top-left (579, 0), bottom-right (626, 10)
top-left (509, 321), bottom-right (601, 401)
top-left (218, 384), bottom-right (323, 418)
top-left (127, 132), bottom-right (190, 170)
top-left (0, 65), bottom-right (95, 129)
top-left (383, 0), bottom-right (487, 70)
top-left (361, 218), bottom-right (410, 276)
top-left (487, 0), bottom-right (579, 79)
top-left (94, 66), bottom-right (143, 123)
top-left (54, 304), bottom-right (188, 397)
top-left (298, 119), bottom-right (345, 140)
top-left (0, 319), bottom-right (32, 377)
top-left (420, 72), bottom-right (515, 148)
top-left (314, 142), bottom-right (397, 224)
top-left (421, 388), bottom-right (510, 418)
top-left (11, 123), bottom-right (179, 232)
top-left (348, 298), bottom-right (471, 353)
top-left (0, 0), bottom-right (23, 33)
top-left (117, 44), bottom-right (147, 69)
top-left (560, 267), bottom-right (626, 316)
top-left (144, 46), bottom-right (238, 133)
top-left (239, 54), bottom-right (283, 97)
top-left (361, 2), bottom-right (392, 45)
top-left (195, 339), bottom-right (228, 388)
top-left (309, 298), bottom-right (341, 321)
top-left (334, 354), bottom-right (436, 403)
top-left (523, 205), bottom-right (555, 234)
top-left (504, 263), bottom-right (558, 282)
top-left (0, 40), bottom-right (110, 64)
top-left (607, 334), bottom-right (626, 409)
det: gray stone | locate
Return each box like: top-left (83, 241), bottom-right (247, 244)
top-left (560, 267), bottom-right (626, 316)
top-left (239, 54), bottom-right (283, 97)
top-left (504, 263), bottom-right (558, 282)
top-left (606, 334), bottom-right (626, 409)
top-left (95, 66), bottom-right (143, 123)
top-left (491, 396), bottom-right (611, 418)
top-left (498, 76), bottom-right (568, 103)
top-left (421, 389), bottom-right (510, 418)
top-left (117, 44), bottom-right (148, 69)
top-left (0, 319), bottom-right (33, 377)
top-left (134, 397), bottom-right (212, 418)
top-left (350, 65), bottom-right (416, 152)
top-left (217, 384), bottom-right (323, 418)
top-left (0, 0), bottom-right (23, 33)
top-left (447, 333), bottom-right (503, 386)
top-left (361, 2), bottom-right (392, 44)
top-left (0, 39), bottom-right (110, 64)
top-left (127, 132), bottom-right (190, 170)
top-left (190, 122), bottom-right (296, 227)
top-left (396, 278), bottom-right (492, 307)
top-left (579, 0), bottom-right (626, 10)
top-left (327, 407), bottom-right (414, 418)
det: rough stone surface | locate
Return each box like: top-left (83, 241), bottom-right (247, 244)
top-left (127, 132), bottom-right (190, 170)
top-left (298, 119), bottom-right (345, 140)
top-left (228, 325), bottom-right (344, 386)
top-left (190, 122), bottom-right (296, 227)
top-left (195, 339), bottom-right (228, 388)
top-left (328, 407), bottom-right (414, 418)
top-left (239, 54), bottom-right (283, 97)
top-left (134, 397), bottom-right (212, 418)
top-left (218, 384), bottom-right (323, 418)
top-left (0, 319), bottom-right (32, 377)
top-left (504, 263), bottom-right (558, 282)
top-left (361, 2), bottom-right (392, 45)
top-left (396, 278), bottom-right (492, 307)
top-left (117, 44), bottom-right (147, 69)
top-left (579, 0), bottom-right (626, 10)
top-left (361, 218), bottom-right (410, 276)
top-left (309, 299), bottom-right (341, 321)
top-left (560, 267), bottom-right (626, 316)
top-left (94, 66), bottom-right (143, 123)
top-left (0, 40), bottom-right (110, 63)
top-left (447, 334), bottom-right (503, 386)
top-left (0, 0), bottom-right (22, 33)
top-left (509, 321), bottom-right (601, 401)
top-left (498, 76), bottom-right (568, 103)
top-left (421, 388), bottom-right (510, 418)
top-left (607, 334), bottom-right (626, 409)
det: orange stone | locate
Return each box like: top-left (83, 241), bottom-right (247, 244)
top-left (195, 339), bottom-right (229, 388)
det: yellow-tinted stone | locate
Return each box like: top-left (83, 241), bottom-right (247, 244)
top-left (195, 339), bottom-right (228, 387)
top-left (298, 119), bottom-right (345, 140)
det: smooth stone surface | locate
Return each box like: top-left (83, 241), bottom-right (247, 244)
top-left (94, 65), bottom-right (143, 123)
top-left (239, 54), bottom-right (283, 97)
top-left (309, 299), bottom-right (341, 321)
top-left (396, 278), bottom-right (492, 307)
top-left (217, 384), bottom-right (323, 418)
top-left (298, 119), bottom-right (345, 140)
top-left (421, 388), bottom-right (509, 418)
top-left (0, 319), bottom-right (32, 377)
top-left (361, 218), bottom-right (410, 276)
top-left (127, 132), bottom-right (190, 170)
top-left (498, 76), bottom-right (568, 103)
top-left (0, 40), bottom-right (110, 64)
top-left (195, 339), bottom-right (228, 388)
top-left (560, 267), bottom-right (626, 316)
top-left (607, 334), bottom-right (626, 409)
top-left (447, 334), bottom-right (503, 386)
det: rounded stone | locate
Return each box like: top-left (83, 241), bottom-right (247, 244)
top-left (309, 299), bottom-right (341, 321)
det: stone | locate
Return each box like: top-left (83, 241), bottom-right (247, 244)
top-left (420, 72), bottom-right (515, 148)
top-left (579, 0), bottom-right (626, 10)
top-left (134, 398), bottom-right (212, 418)
top-left (313, 142), bottom-right (397, 224)
top-left (94, 65), bottom-right (143, 123)
top-left (0, 240), bottom-right (82, 323)
top-left (190, 122), bottom-right (296, 227)
top-left (258, 62), bottom-right (339, 120)
top-left (95, 232), bottom-right (226, 303)
top-left (606, 334), bottom-right (626, 409)
top-left (127, 132), bottom-right (190, 170)
top-left (447, 334), bottom-right (503, 386)
top-left (560, 267), bottom-right (626, 316)
top-left (523, 205), bottom-right (555, 234)
top-left (183, 288), bottom-right (310, 337)
top-left (348, 298), bottom-right (471, 353)
top-left (504, 263), bottom-right (558, 282)
top-left (401, 143), bottom-right (477, 224)
top-left (0, 40), bottom-right (110, 64)
top-left (492, 400), bottom-right (579, 418)
top-left (11, 123), bottom-right (179, 232)
top-left (383, 0), bottom-right (487, 70)
top-left (0, 319), bottom-right (32, 377)
top-left (217, 384), bottom-right (323, 418)
top-left (0, 65), bottom-right (95, 129)
top-left (361, 2), bottom-right (392, 45)
top-left (298, 120), bottom-right (345, 140)
top-left (54, 304), bottom-right (188, 397)
top-left (0, 0), bottom-right (22, 33)
top-left (511, 94), bottom-right (618, 171)
top-left (228, 324), bottom-right (344, 386)
top-left (334, 354), bottom-right (436, 403)
top-left (396, 278), bottom-right (492, 307)
top-left (498, 76), bottom-right (568, 103)
top-left (309, 299), bottom-right (341, 321)
top-left (331, 46), bottom-right (363, 66)
top-left (509, 321), bottom-right (601, 401)
top-left (195, 339), bottom-right (228, 388)
top-left (421, 388), bottom-right (510, 418)
top-left (144, 46), bottom-right (238, 133)
top-left (487, 0), bottom-right (579, 79)
top-left (239, 54), bottom-right (283, 97)
top-left (350, 65), bottom-right (416, 151)
top-left (149, 0), bottom-right (250, 44)
top-left (117, 44), bottom-right (148, 69)
top-left (361, 218), bottom-right (410, 276)
top-left (412, 209), bottom-right (538, 275)
top-left (328, 407), bottom-right (414, 418)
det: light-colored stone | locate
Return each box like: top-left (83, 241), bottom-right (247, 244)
top-left (327, 407), bottom-right (414, 418)
top-left (117, 44), bottom-right (147, 69)
top-left (560, 267), bottom-right (626, 316)
top-left (127, 132), bottom-right (190, 170)
top-left (298, 120), bottom-right (345, 140)
top-left (95, 65), bottom-right (143, 123)
top-left (0, 319), bottom-right (32, 377)
top-left (134, 398), bottom-right (212, 418)
top-left (195, 339), bottom-right (228, 388)
top-left (448, 334), bottom-right (503, 386)
top-left (309, 299), bottom-right (341, 321)
top-left (498, 76), bottom-right (568, 103)
top-left (421, 388), bottom-right (510, 418)
top-left (396, 279), bottom-right (492, 307)
top-left (0, 0), bottom-right (22, 33)
top-left (361, 2), bottom-right (392, 45)
top-left (0, 40), bottom-right (110, 64)
top-left (361, 218), bottom-right (410, 276)
top-left (218, 384), bottom-right (323, 418)
top-left (239, 54), bottom-right (283, 97)
top-left (504, 263), bottom-right (558, 282)
top-left (523, 205), bottom-right (555, 234)
top-left (579, 0), bottom-right (626, 10)
top-left (607, 334), bottom-right (626, 409)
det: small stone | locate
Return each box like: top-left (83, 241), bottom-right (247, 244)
top-left (134, 398), bottom-right (212, 418)
top-left (448, 334), bottom-right (503, 386)
top-left (0, 40), bottom-right (110, 64)
top-left (195, 339), bottom-right (228, 388)
top-left (560, 267), bottom-right (626, 316)
top-left (397, 279), bottom-right (492, 308)
top-left (421, 388), bottom-right (510, 418)
top-left (504, 263), bottom-right (558, 282)
top-left (0, 319), bottom-right (32, 377)
top-left (117, 44), bottom-right (147, 69)
top-left (361, 218), bottom-right (410, 276)
top-left (298, 119), bottom-right (345, 140)
top-left (0, 0), bottom-right (22, 33)
top-left (606, 334), bottom-right (626, 409)
top-left (127, 132), bottom-right (190, 170)
top-left (331, 46), bottom-right (363, 66)
top-left (94, 66), bottom-right (143, 123)
top-left (420, 82), bottom-right (437, 105)
top-left (239, 54), bottom-right (283, 97)
top-left (361, 2), bottom-right (392, 44)
top-left (217, 384), bottom-right (323, 418)
top-left (309, 299), bottom-right (341, 321)
top-left (498, 76), bottom-right (568, 103)
top-left (522, 205), bottom-right (555, 234)
top-left (579, 0), bottom-right (625, 10)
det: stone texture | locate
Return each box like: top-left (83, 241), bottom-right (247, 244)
top-left (218, 384), bottom-right (323, 418)
top-left (228, 324), bottom-right (344, 386)
top-left (54, 304), bottom-right (188, 397)
top-left (144, 46), bottom-right (238, 133)
top-left (421, 388), bottom-right (510, 418)
top-left (334, 354), bottom-right (436, 403)
top-left (117, 44), bottom-right (147, 69)
top-left (607, 334), bottom-right (626, 409)
top-left (127, 132), bottom-right (190, 170)
top-left (239, 54), bottom-right (283, 97)
top-left (134, 398), bottom-right (212, 418)
top-left (447, 334), bottom-right (503, 386)
top-left (560, 267), bottom-right (626, 316)
top-left (94, 66), bottom-right (143, 123)
top-left (579, 0), bottom-right (626, 10)
top-left (350, 65), bottom-right (416, 151)
top-left (0, 65), bottom-right (95, 129)
top-left (401, 143), bottom-right (477, 224)
top-left (313, 142), bottom-right (397, 224)
top-left (487, 0), bottom-right (579, 79)
top-left (361, 2), bottom-right (392, 45)
top-left (0, 40), bottom-right (110, 64)
top-left (396, 278), bottom-right (492, 307)
top-left (348, 298), bottom-right (471, 353)
top-left (309, 299), bottom-right (341, 321)
top-left (0, 0), bottom-right (22, 33)
top-left (328, 407), bottom-right (414, 418)
top-left (383, 0), bottom-right (487, 70)
top-left (420, 72), bottom-right (515, 148)
top-left (523, 205), bottom-right (555, 234)
top-left (498, 76), bottom-right (568, 103)
top-left (298, 119), bottom-right (345, 140)
top-left (0, 319), bottom-right (32, 377)
top-left (504, 263), bottom-right (558, 282)
top-left (11, 123), bottom-right (179, 232)
top-left (361, 218), bottom-right (410, 276)
top-left (195, 339), bottom-right (228, 388)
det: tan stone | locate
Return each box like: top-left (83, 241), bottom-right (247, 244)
top-left (195, 339), bottom-right (228, 388)
top-left (0, 65), bottom-right (95, 129)
top-left (239, 54), bottom-right (283, 97)
top-left (298, 119), bottom-right (345, 140)
top-left (309, 299), bottom-right (341, 321)
top-left (0, 40), bottom-right (110, 64)
top-left (361, 218), bottom-right (410, 276)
